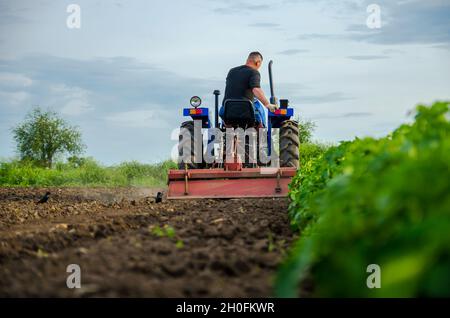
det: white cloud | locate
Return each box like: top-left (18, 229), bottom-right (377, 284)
top-left (105, 109), bottom-right (170, 128)
top-left (0, 72), bottom-right (33, 88)
top-left (0, 90), bottom-right (29, 105)
top-left (61, 99), bottom-right (93, 116)
top-left (50, 84), bottom-right (94, 116)
top-left (50, 84), bottom-right (88, 99)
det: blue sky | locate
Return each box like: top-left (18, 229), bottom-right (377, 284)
top-left (0, 0), bottom-right (449, 164)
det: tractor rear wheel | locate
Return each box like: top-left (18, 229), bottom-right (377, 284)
top-left (178, 121), bottom-right (203, 170)
top-left (279, 120), bottom-right (299, 168)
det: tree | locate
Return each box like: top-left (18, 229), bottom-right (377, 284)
top-left (297, 118), bottom-right (316, 144)
top-left (12, 108), bottom-right (85, 168)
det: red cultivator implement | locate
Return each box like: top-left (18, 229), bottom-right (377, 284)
top-left (168, 167), bottom-right (297, 199)
top-left (168, 60), bottom-right (299, 199)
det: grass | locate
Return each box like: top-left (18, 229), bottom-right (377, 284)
top-left (0, 158), bottom-right (177, 187)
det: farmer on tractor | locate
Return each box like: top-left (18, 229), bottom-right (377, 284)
top-left (169, 55), bottom-right (299, 198)
top-left (219, 52), bottom-right (279, 128)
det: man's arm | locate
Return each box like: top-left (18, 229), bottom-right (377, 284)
top-left (252, 87), bottom-right (269, 106)
top-left (252, 87), bottom-right (278, 111)
top-left (249, 69), bottom-right (278, 111)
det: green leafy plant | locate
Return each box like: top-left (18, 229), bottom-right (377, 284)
top-left (149, 224), bottom-right (183, 248)
top-left (175, 240), bottom-right (184, 249)
top-left (278, 101), bottom-right (450, 297)
top-left (150, 225), bottom-right (166, 237)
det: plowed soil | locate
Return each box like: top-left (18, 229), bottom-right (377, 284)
top-left (0, 188), bottom-right (293, 297)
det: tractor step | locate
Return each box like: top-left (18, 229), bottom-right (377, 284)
top-left (167, 167), bottom-right (297, 199)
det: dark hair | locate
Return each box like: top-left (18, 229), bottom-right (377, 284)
top-left (248, 51), bottom-right (263, 62)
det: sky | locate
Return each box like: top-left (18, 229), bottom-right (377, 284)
top-left (0, 0), bottom-right (449, 164)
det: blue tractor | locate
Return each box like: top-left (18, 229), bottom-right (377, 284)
top-left (167, 60), bottom-right (299, 199)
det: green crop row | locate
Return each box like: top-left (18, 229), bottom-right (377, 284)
top-left (277, 101), bottom-right (450, 297)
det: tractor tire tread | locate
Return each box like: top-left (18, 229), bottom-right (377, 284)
top-left (279, 120), bottom-right (300, 168)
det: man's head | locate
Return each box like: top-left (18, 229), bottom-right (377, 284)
top-left (246, 51), bottom-right (263, 70)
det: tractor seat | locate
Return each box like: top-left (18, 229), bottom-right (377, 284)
top-left (222, 99), bottom-right (256, 129)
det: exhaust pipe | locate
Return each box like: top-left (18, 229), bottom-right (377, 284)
top-left (213, 90), bottom-right (221, 128)
top-left (268, 60), bottom-right (277, 105)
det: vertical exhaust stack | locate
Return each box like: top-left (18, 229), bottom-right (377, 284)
top-left (268, 60), bottom-right (277, 106)
top-left (213, 90), bottom-right (220, 128)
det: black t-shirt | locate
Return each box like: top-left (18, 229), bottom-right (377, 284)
top-left (223, 65), bottom-right (261, 104)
